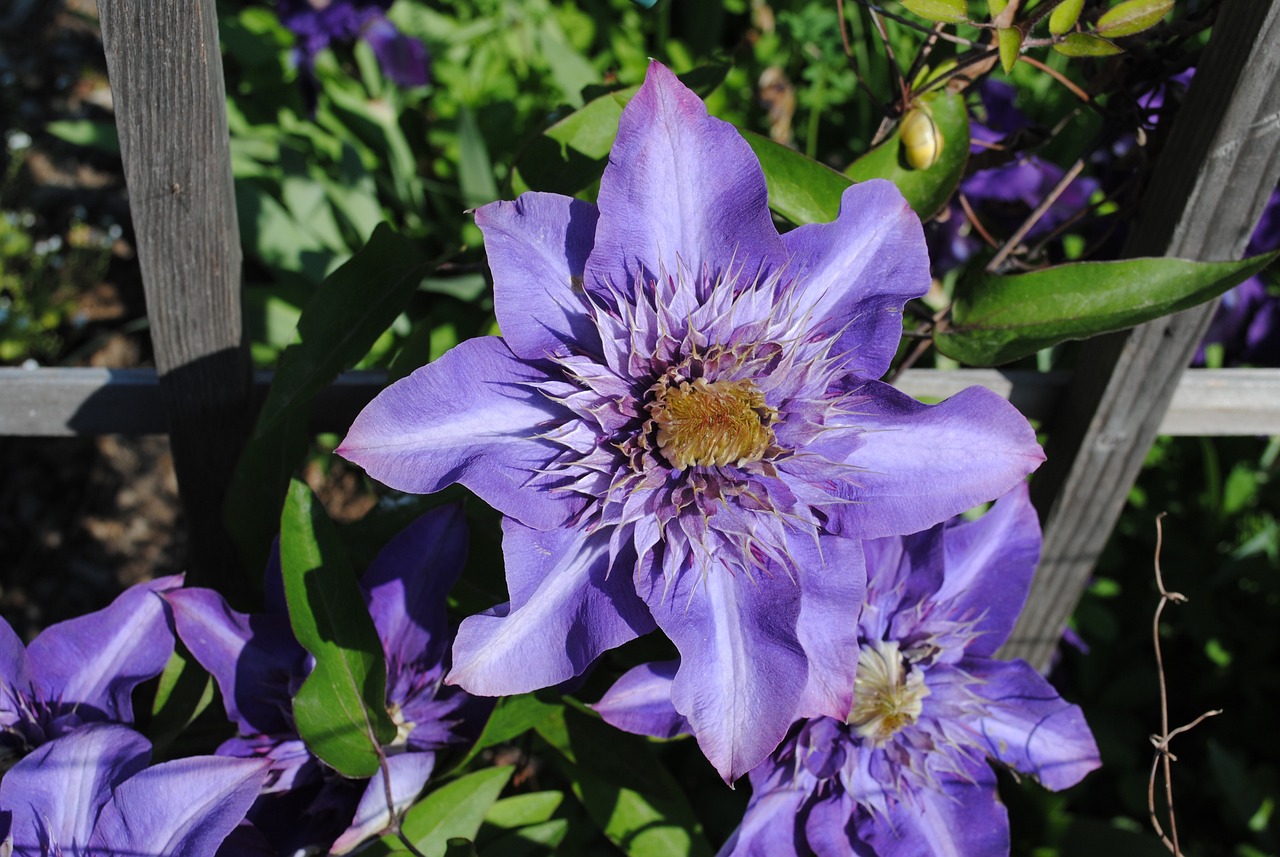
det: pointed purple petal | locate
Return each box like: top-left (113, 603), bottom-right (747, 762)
top-left (166, 588), bottom-right (305, 736)
top-left (27, 576), bottom-right (182, 722)
top-left (330, 751), bottom-right (436, 854)
top-left (448, 521), bottom-right (656, 695)
top-left (587, 61), bottom-right (786, 296)
top-left (938, 484), bottom-right (1041, 656)
top-left (966, 658), bottom-right (1100, 790)
top-left (337, 336), bottom-right (584, 530)
top-left (91, 754), bottom-right (269, 857)
top-left (0, 724), bottom-right (150, 853)
top-left (719, 786), bottom-right (808, 857)
top-left (363, 504), bottom-right (467, 697)
top-left (792, 533), bottom-right (865, 721)
top-left (636, 555), bottom-right (807, 783)
top-left (0, 619), bottom-right (32, 720)
top-left (593, 660), bottom-right (689, 739)
top-left (802, 791), bottom-right (859, 857)
top-left (781, 181), bottom-right (930, 379)
top-left (476, 193), bottom-right (602, 360)
top-left (831, 382), bottom-right (1044, 539)
top-left (860, 761), bottom-right (1008, 857)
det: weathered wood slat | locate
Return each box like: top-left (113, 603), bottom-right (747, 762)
top-left (1003, 0), bottom-right (1280, 670)
top-left (5, 367), bottom-right (1280, 437)
top-left (99, 0), bottom-right (252, 595)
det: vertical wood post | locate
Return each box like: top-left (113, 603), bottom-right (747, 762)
top-left (1002, 0), bottom-right (1280, 670)
top-left (99, 0), bottom-right (253, 602)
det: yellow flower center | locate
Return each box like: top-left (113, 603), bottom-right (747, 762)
top-left (848, 639), bottom-right (930, 746)
top-left (648, 377), bottom-right (776, 470)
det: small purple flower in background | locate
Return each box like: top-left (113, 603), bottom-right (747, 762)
top-left (0, 723), bottom-right (266, 857)
top-left (0, 575), bottom-right (179, 770)
top-left (339, 61), bottom-right (1045, 781)
top-left (278, 0), bottom-right (430, 90)
top-left (596, 486), bottom-right (1100, 856)
top-left (165, 505), bottom-right (484, 855)
top-left (928, 80), bottom-right (1097, 275)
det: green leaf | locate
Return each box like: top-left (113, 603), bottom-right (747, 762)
top-left (481, 820), bottom-right (569, 857)
top-left (845, 91), bottom-right (970, 220)
top-left (484, 793), bottom-right (566, 830)
top-left (741, 131), bottom-right (852, 225)
top-left (44, 120), bottom-right (120, 154)
top-left (987, 0), bottom-right (1008, 18)
top-left (1053, 31), bottom-right (1122, 56)
top-left (934, 251), bottom-right (1280, 366)
top-left (1095, 0), bottom-right (1173, 37)
top-left (541, 706), bottom-right (714, 857)
top-left (901, 0), bottom-right (968, 23)
top-left (452, 693), bottom-right (564, 772)
top-left (147, 649), bottom-right (216, 756)
top-left (397, 767), bottom-right (514, 856)
top-left (998, 27), bottom-right (1024, 72)
top-left (458, 105), bottom-right (500, 209)
top-left (280, 479), bottom-right (395, 777)
top-left (1049, 0), bottom-right (1085, 34)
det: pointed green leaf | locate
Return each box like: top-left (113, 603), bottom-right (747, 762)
top-left (457, 105), bottom-right (500, 209)
top-left (998, 27), bottom-right (1024, 72)
top-left (741, 131), bottom-right (853, 225)
top-left (844, 91), bottom-right (970, 220)
top-left (147, 649), bottom-right (216, 757)
top-left (481, 819), bottom-right (569, 857)
top-left (1095, 0), bottom-right (1173, 37)
top-left (451, 693), bottom-right (565, 773)
top-left (397, 767), bottom-right (515, 856)
top-left (1049, 0), bottom-right (1085, 35)
top-left (281, 479), bottom-right (395, 777)
top-left (484, 792), bottom-right (566, 830)
top-left (1053, 31), bottom-right (1122, 56)
top-left (934, 252), bottom-right (1280, 366)
top-left (901, 0), bottom-right (968, 24)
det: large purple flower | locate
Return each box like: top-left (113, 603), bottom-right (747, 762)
top-left (165, 505), bottom-right (483, 855)
top-left (0, 575), bottom-right (180, 769)
top-left (597, 486), bottom-right (1099, 855)
top-left (0, 723), bottom-right (266, 857)
top-left (339, 61), bottom-right (1045, 781)
top-left (278, 0), bottom-right (430, 90)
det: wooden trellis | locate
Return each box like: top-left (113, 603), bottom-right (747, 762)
top-left (3, 0), bottom-right (1279, 668)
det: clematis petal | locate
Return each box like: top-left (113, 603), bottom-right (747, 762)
top-left (0, 723), bottom-right (150, 853)
top-left (593, 660), bottom-right (689, 739)
top-left (719, 786), bottom-right (809, 857)
top-left (361, 16), bottom-right (430, 87)
top-left (587, 61), bottom-right (786, 297)
top-left (27, 575), bottom-right (182, 723)
top-left (636, 553), bottom-right (807, 783)
top-left (448, 521), bottom-right (656, 695)
top-left (0, 619), bottom-right (32, 720)
top-left (476, 193), bottom-right (602, 360)
top-left (860, 761), bottom-right (1009, 857)
top-left (91, 753), bottom-right (269, 857)
top-left (792, 533), bottom-right (865, 722)
top-left (966, 658), bottom-right (1100, 790)
top-left (802, 791), bottom-right (860, 857)
top-left (830, 382), bottom-right (1044, 539)
top-left (330, 751), bottom-right (436, 854)
top-left (362, 504), bottom-right (467, 696)
top-left (338, 336), bottom-right (583, 531)
top-left (166, 588), bottom-right (305, 736)
top-left (937, 484), bottom-right (1041, 656)
top-left (781, 180), bottom-right (931, 379)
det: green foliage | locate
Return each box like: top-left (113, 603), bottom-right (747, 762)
top-left (363, 767), bottom-right (515, 857)
top-left (280, 479), bottom-right (395, 777)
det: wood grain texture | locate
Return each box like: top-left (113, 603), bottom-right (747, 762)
top-left (1003, 0), bottom-right (1280, 670)
top-left (99, 0), bottom-right (252, 594)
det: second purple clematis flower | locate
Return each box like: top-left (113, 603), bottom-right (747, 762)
top-left (278, 0), bottom-right (430, 91)
top-left (339, 61), bottom-right (1045, 781)
top-left (597, 486), bottom-right (1100, 856)
top-left (0, 575), bottom-right (180, 770)
top-left (165, 505), bottom-right (483, 855)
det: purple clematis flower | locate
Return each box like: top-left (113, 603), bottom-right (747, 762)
top-left (338, 61), bottom-right (1045, 781)
top-left (596, 485), bottom-right (1100, 856)
top-left (0, 722), bottom-right (266, 857)
top-left (278, 0), bottom-right (430, 90)
top-left (165, 505), bottom-right (483, 855)
top-left (0, 575), bottom-right (180, 770)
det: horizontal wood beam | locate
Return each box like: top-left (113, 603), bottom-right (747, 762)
top-left (4, 366), bottom-right (1280, 438)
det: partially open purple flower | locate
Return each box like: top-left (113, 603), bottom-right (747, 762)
top-left (0, 723), bottom-right (266, 857)
top-left (277, 0), bottom-right (430, 90)
top-left (339, 61), bottom-right (1044, 782)
top-left (0, 575), bottom-right (180, 770)
top-left (597, 486), bottom-right (1099, 855)
top-left (165, 505), bottom-right (482, 855)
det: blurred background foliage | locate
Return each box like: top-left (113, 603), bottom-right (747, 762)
top-left (1, 0), bottom-right (1277, 854)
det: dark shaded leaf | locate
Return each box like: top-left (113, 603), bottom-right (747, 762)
top-left (1053, 32), bottom-right (1122, 56)
top-left (742, 131), bottom-right (853, 225)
